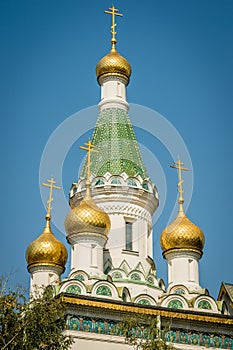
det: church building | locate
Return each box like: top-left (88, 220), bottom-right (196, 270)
top-left (25, 6), bottom-right (233, 350)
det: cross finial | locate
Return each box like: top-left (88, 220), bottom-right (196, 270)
top-left (104, 6), bottom-right (123, 49)
top-left (80, 140), bottom-right (98, 198)
top-left (42, 177), bottom-right (61, 217)
top-left (170, 157), bottom-right (188, 212)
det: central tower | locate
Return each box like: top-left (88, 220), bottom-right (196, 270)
top-left (66, 6), bottom-right (162, 303)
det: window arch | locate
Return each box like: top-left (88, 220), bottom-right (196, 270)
top-left (74, 274), bottom-right (85, 281)
top-left (147, 276), bottom-right (154, 284)
top-left (142, 182), bottom-right (149, 191)
top-left (96, 285), bottom-right (112, 297)
top-left (128, 179), bottom-right (137, 187)
top-left (66, 285), bottom-right (81, 294)
top-left (197, 300), bottom-right (212, 310)
top-left (138, 299), bottom-right (151, 305)
top-left (174, 288), bottom-right (185, 295)
top-left (111, 178), bottom-right (122, 185)
top-left (167, 299), bottom-right (183, 309)
top-left (130, 273), bottom-right (141, 281)
top-left (112, 272), bottom-right (122, 279)
top-left (95, 179), bottom-right (105, 186)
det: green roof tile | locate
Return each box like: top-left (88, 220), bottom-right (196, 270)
top-left (81, 108), bottom-right (148, 179)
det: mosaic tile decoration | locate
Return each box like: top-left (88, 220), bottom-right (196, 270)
top-left (80, 108), bottom-right (148, 180)
top-left (67, 316), bottom-right (233, 349)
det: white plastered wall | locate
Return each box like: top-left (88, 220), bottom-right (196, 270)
top-left (166, 251), bottom-right (201, 291)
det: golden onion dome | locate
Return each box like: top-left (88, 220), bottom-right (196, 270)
top-left (26, 215), bottom-right (68, 270)
top-left (96, 47), bottom-right (131, 85)
top-left (160, 208), bottom-right (205, 254)
top-left (65, 189), bottom-right (111, 237)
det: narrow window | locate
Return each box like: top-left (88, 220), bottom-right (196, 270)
top-left (125, 222), bottom-right (132, 250)
top-left (91, 244), bottom-right (97, 266)
top-left (117, 82), bottom-right (122, 97)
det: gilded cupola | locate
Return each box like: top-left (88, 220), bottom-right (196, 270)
top-left (26, 178), bottom-right (68, 271)
top-left (65, 140), bottom-right (111, 238)
top-left (160, 159), bottom-right (205, 255)
top-left (26, 214), bottom-right (68, 270)
top-left (96, 47), bottom-right (131, 85)
top-left (96, 6), bottom-right (131, 85)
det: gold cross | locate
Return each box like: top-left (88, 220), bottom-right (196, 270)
top-left (42, 177), bottom-right (61, 216)
top-left (170, 158), bottom-right (188, 204)
top-left (104, 6), bottom-right (123, 44)
top-left (80, 140), bottom-right (98, 183)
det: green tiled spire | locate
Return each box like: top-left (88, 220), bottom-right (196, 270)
top-left (81, 108), bottom-right (148, 179)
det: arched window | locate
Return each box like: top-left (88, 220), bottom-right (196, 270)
top-left (147, 276), bottom-right (154, 284)
top-left (112, 272), bottom-right (122, 279)
top-left (167, 299), bottom-right (183, 309)
top-left (130, 273), bottom-right (141, 281)
top-left (197, 300), bottom-right (212, 310)
top-left (125, 221), bottom-right (133, 250)
top-left (96, 285), bottom-right (112, 297)
top-left (142, 183), bottom-right (149, 191)
top-left (111, 178), bottom-right (122, 185)
top-left (128, 179), bottom-right (137, 187)
top-left (138, 299), bottom-right (151, 305)
top-left (74, 274), bottom-right (84, 281)
top-left (66, 285), bottom-right (81, 294)
top-left (174, 288), bottom-right (185, 295)
top-left (95, 179), bottom-right (105, 186)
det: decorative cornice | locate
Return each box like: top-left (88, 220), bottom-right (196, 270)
top-left (28, 263), bottom-right (64, 273)
top-left (163, 247), bottom-right (203, 259)
top-left (71, 187), bottom-right (157, 218)
top-left (61, 294), bottom-right (233, 326)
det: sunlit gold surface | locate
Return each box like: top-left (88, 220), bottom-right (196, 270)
top-left (170, 158), bottom-right (188, 205)
top-left (161, 158), bottom-right (205, 253)
top-left (96, 48), bottom-right (131, 84)
top-left (26, 216), bottom-right (68, 269)
top-left (42, 177), bottom-right (61, 217)
top-left (65, 197), bottom-right (111, 236)
top-left (80, 140), bottom-right (98, 185)
top-left (104, 6), bottom-right (123, 45)
top-left (160, 211), bottom-right (205, 253)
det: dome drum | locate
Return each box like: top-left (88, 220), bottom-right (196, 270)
top-left (98, 73), bottom-right (129, 87)
top-left (162, 247), bottom-right (203, 259)
top-left (66, 231), bottom-right (108, 246)
top-left (27, 262), bottom-right (65, 273)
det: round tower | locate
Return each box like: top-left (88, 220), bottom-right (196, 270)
top-left (68, 7), bottom-right (160, 300)
top-left (160, 159), bottom-right (205, 292)
top-left (96, 39), bottom-right (131, 112)
top-left (26, 214), bottom-right (67, 297)
top-left (25, 178), bottom-right (67, 297)
top-left (65, 140), bottom-right (111, 276)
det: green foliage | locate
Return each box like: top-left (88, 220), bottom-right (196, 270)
top-left (0, 277), bottom-right (73, 350)
top-left (118, 315), bottom-right (172, 350)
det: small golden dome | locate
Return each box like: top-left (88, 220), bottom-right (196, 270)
top-left (26, 215), bottom-right (68, 270)
top-left (96, 47), bottom-right (131, 85)
top-left (160, 209), bottom-right (205, 254)
top-left (65, 193), bottom-right (111, 236)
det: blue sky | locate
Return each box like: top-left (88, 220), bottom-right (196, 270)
top-left (0, 0), bottom-right (232, 298)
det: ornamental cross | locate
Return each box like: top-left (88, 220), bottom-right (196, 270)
top-left (170, 158), bottom-right (188, 203)
top-left (80, 140), bottom-right (98, 182)
top-left (42, 177), bottom-right (61, 216)
top-left (104, 6), bottom-right (123, 42)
